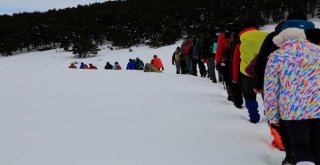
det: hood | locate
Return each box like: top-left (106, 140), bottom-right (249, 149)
top-left (276, 38), bottom-right (320, 65)
top-left (273, 28), bottom-right (306, 47)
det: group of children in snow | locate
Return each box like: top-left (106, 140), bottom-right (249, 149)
top-left (68, 55), bottom-right (164, 72)
top-left (175, 12), bottom-right (320, 165)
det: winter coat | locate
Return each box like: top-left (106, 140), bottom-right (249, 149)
top-left (232, 28), bottom-right (268, 82)
top-left (126, 61), bottom-right (136, 70)
top-left (215, 32), bottom-right (230, 64)
top-left (135, 59), bottom-right (144, 70)
top-left (172, 50), bottom-right (181, 65)
top-left (151, 57), bottom-right (164, 70)
top-left (203, 35), bottom-right (217, 58)
top-left (105, 63), bottom-right (113, 70)
top-left (252, 20), bottom-right (315, 90)
top-left (264, 38), bottom-right (320, 124)
top-left (68, 64), bottom-right (77, 69)
top-left (114, 64), bottom-right (122, 70)
top-left (89, 65), bottom-right (97, 69)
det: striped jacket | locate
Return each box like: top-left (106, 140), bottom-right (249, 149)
top-left (264, 38), bottom-right (320, 123)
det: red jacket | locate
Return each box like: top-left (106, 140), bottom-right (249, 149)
top-left (151, 58), bottom-right (164, 70)
top-left (232, 43), bottom-right (241, 82)
top-left (215, 33), bottom-right (227, 64)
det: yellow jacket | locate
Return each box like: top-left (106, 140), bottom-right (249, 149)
top-left (239, 28), bottom-right (268, 76)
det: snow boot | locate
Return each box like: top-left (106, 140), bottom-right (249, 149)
top-left (245, 99), bottom-right (260, 123)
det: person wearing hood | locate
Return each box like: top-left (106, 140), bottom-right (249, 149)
top-left (126, 59), bottom-right (136, 70)
top-left (231, 19), bottom-right (269, 124)
top-left (250, 12), bottom-right (315, 165)
top-left (114, 62), bottom-right (122, 70)
top-left (105, 62), bottom-right (113, 70)
top-left (264, 28), bottom-right (320, 165)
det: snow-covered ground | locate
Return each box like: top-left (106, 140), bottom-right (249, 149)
top-left (0, 20), bottom-right (319, 165)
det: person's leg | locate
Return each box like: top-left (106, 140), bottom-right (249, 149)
top-left (198, 60), bottom-right (207, 77)
top-left (192, 59), bottom-right (197, 76)
top-left (310, 119), bottom-right (320, 165)
top-left (175, 63), bottom-right (180, 74)
top-left (231, 82), bottom-right (243, 109)
top-left (285, 120), bottom-right (314, 163)
top-left (185, 56), bottom-right (193, 74)
top-left (207, 57), bottom-right (216, 83)
top-left (276, 120), bottom-right (294, 164)
top-left (240, 74), bottom-right (259, 123)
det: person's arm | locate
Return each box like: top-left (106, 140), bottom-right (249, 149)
top-left (160, 59), bottom-right (164, 70)
top-left (215, 33), bottom-right (226, 64)
top-left (253, 32), bottom-right (277, 91)
top-left (264, 53), bottom-right (281, 124)
top-left (232, 43), bottom-right (241, 83)
top-left (172, 53), bottom-right (175, 65)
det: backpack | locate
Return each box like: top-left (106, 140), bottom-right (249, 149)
top-left (174, 51), bottom-right (180, 63)
top-left (181, 41), bottom-right (192, 56)
top-left (212, 42), bottom-right (218, 54)
top-left (221, 32), bottom-right (232, 63)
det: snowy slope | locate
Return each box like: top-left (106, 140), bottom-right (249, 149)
top-left (3, 19), bottom-right (320, 164)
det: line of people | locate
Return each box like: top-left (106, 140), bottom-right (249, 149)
top-left (67, 55), bottom-right (164, 73)
top-left (68, 62), bottom-right (98, 69)
top-left (213, 12), bottom-right (319, 165)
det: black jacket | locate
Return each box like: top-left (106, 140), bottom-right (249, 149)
top-left (252, 31), bottom-right (279, 90)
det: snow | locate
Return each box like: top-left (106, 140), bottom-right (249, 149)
top-left (1, 20), bottom-right (320, 164)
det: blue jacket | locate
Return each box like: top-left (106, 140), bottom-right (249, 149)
top-left (126, 61), bottom-right (136, 70)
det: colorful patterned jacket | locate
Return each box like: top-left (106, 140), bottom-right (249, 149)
top-left (264, 38), bottom-right (320, 123)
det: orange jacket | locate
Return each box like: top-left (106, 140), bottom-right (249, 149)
top-left (151, 58), bottom-right (164, 70)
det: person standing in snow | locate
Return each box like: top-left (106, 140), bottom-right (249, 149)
top-left (172, 47), bottom-right (182, 74)
top-left (264, 28), bottom-right (320, 165)
top-left (232, 19), bottom-right (268, 124)
top-left (251, 12), bottom-right (315, 164)
top-left (150, 55), bottom-right (164, 71)
top-left (203, 29), bottom-right (218, 83)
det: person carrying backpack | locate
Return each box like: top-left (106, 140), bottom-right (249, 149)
top-left (191, 39), bottom-right (207, 77)
top-left (181, 38), bottom-right (193, 74)
top-left (216, 29), bottom-right (233, 101)
top-left (172, 47), bottom-right (182, 74)
top-left (264, 28), bottom-right (320, 165)
top-left (252, 12), bottom-right (315, 165)
top-left (232, 19), bottom-right (268, 124)
top-left (203, 30), bottom-right (218, 83)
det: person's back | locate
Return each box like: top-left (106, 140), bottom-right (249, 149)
top-left (264, 29), bottom-right (320, 165)
top-left (105, 62), bottom-right (113, 70)
top-left (68, 63), bottom-right (77, 69)
top-left (253, 12), bottom-right (315, 92)
top-left (239, 29), bottom-right (268, 76)
top-left (114, 62), bottom-right (122, 70)
top-left (79, 62), bottom-right (85, 69)
top-left (88, 64), bottom-right (97, 69)
top-left (151, 55), bottom-right (164, 70)
top-left (135, 58), bottom-right (144, 70)
top-left (126, 59), bottom-right (135, 70)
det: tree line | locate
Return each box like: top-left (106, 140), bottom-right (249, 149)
top-left (0, 0), bottom-right (319, 57)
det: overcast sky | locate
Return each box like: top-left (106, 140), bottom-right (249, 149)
top-left (0, 0), bottom-right (107, 15)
